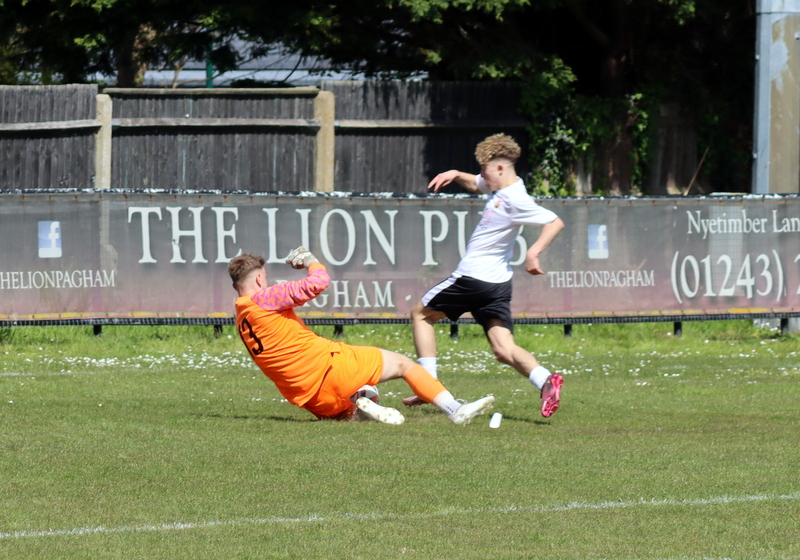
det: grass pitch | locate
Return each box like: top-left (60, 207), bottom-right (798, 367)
top-left (1, 321), bottom-right (799, 559)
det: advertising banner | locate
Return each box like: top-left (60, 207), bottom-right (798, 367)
top-left (2, 192), bottom-right (800, 322)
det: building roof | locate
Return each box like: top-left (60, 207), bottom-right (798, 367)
top-left (141, 42), bottom-right (393, 88)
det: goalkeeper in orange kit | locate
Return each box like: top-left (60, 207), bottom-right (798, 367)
top-left (228, 246), bottom-right (494, 425)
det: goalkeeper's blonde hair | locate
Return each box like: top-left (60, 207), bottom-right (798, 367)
top-left (475, 133), bottom-right (521, 166)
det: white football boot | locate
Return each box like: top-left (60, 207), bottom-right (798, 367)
top-left (449, 396), bottom-right (495, 426)
top-left (356, 397), bottom-right (405, 425)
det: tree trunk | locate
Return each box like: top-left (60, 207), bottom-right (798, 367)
top-left (599, 112), bottom-right (634, 196)
top-left (598, 51), bottom-right (634, 195)
top-left (564, 0), bottom-right (635, 195)
top-left (116, 25), bottom-right (154, 87)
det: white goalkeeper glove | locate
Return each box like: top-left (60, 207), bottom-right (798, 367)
top-left (285, 246), bottom-right (318, 269)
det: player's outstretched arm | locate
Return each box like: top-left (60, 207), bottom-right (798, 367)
top-left (525, 218), bottom-right (565, 275)
top-left (428, 170), bottom-right (479, 194)
top-left (251, 247), bottom-right (329, 311)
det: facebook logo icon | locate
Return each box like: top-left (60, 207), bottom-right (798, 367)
top-left (38, 221), bottom-right (62, 258)
top-left (587, 224), bottom-right (609, 259)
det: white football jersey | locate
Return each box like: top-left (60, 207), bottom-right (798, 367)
top-left (453, 176), bottom-right (559, 283)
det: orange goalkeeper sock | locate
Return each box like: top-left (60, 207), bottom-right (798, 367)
top-left (404, 364), bottom-right (448, 404)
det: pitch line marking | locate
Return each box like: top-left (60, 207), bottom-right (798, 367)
top-left (1, 492), bottom-right (799, 540)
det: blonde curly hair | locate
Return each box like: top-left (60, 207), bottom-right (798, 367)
top-left (474, 133), bottom-right (521, 166)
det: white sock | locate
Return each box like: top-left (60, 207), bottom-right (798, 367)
top-left (432, 390), bottom-right (461, 416)
top-left (418, 357), bottom-right (438, 378)
top-left (528, 365), bottom-right (551, 391)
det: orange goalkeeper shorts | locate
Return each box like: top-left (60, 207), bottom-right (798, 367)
top-left (302, 342), bottom-right (383, 419)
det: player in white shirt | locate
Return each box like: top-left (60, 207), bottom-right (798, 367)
top-left (407, 134), bottom-right (566, 417)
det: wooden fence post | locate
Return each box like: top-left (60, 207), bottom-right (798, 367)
top-left (314, 91), bottom-right (335, 192)
top-left (94, 94), bottom-right (113, 190)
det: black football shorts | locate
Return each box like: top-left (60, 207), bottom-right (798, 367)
top-left (422, 275), bottom-right (513, 333)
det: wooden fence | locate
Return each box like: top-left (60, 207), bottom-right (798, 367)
top-left (325, 81), bottom-right (528, 193)
top-left (0, 84), bottom-right (98, 189)
top-left (103, 87), bottom-right (327, 192)
top-left (1, 82), bottom-right (704, 195)
top-left (0, 82), bottom-right (527, 194)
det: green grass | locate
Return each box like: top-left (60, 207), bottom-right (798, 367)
top-left (1, 321), bottom-right (799, 559)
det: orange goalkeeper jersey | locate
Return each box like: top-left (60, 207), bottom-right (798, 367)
top-left (235, 263), bottom-right (337, 407)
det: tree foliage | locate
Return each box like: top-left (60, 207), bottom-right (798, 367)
top-left (0, 0), bottom-right (756, 193)
top-left (280, 0), bottom-right (755, 193)
top-left (0, 0), bottom-right (277, 86)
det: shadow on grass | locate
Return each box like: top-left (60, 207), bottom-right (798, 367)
top-left (195, 412), bottom-right (315, 423)
top-left (501, 414), bottom-right (554, 426)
